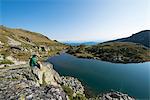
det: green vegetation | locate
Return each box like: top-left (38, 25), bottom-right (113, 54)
top-left (0, 25), bottom-right (67, 62)
top-left (73, 93), bottom-right (87, 100)
top-left (67, 42), bottom-right (150, 63)
top-left (13, 52), bottom-right (31, 61)
top-left (62, 85), bottom-right (87, 100)
top-left (0, 50), bottom-right (11, 58)
top-left (62, 85), bottom-right (74, 100)
top-left (0, 59), bottom-right (14, 65)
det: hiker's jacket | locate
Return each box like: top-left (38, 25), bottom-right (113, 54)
top-left (30, 57), bottom-right (38, 68)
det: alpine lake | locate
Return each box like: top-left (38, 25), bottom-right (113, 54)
top-left (47, 53), bottom-right (150, 99)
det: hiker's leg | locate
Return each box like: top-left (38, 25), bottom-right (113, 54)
top-left (37, 68), bottom-right (43, 85)
top-left (32, 67), bottom-right (39, 80)
top-left (32, 67), bottom-right (40, 86)
top-left (37, 62), bottom-right (43, 84)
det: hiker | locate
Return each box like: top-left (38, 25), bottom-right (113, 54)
top-left (29, 54), bottom-right (43, 86)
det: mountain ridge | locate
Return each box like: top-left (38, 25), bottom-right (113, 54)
top-left (105, 30), bottom-right (150, 47)
top-left (67, 30), bottom-right (150, 63)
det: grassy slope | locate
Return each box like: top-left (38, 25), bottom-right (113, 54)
top-left (0, 25), bottom-right (67, 61)
top-left (0, 25), bottom-right (58, 45)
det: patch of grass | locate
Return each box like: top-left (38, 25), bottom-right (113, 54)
top-left (0, 59), bottom-right (14, 65)
top-left (0, 49), bottom-right (11, 58)
top-left (73, 93), bottom-right (87, 100)
top-left (0, 78), bottom-right (18, 81)
top-left (62, 85), bottom-right (87, 100)
top-left (62, 85), bottom-right (74, 100)
top-left (14, 52), bottom-right (31, 61)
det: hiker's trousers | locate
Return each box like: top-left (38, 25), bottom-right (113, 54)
top-left (31, 67), bottom-right (43, 85)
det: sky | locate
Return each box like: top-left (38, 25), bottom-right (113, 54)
top-left (0, 0), bottom-right (150, 42)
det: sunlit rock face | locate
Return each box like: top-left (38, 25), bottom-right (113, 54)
top-left (41, 62), bottom-right (62, 86)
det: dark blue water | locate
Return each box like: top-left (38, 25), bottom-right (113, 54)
top-left (47, 53), bottom-right (150, 99)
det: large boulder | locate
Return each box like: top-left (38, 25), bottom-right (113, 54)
top-left (6, 56), bottom-right (26, 66)
top-left (41, 63), bottom-right (62, 86)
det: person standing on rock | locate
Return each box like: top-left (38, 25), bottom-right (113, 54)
top-left (29, 54), bottom-right (43, 86)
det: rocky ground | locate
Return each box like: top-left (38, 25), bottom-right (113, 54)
top-left (0, 63), bottom-right (69, 100)
top-left (89, 91), bottom-right (135, 100)
top-left (61, 76), bottom-right (85, 97)
top-left (0, 62), bottom-right (87, 100)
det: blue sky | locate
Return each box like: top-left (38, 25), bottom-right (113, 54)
top-left (0, 0), bottom-right (150, 42)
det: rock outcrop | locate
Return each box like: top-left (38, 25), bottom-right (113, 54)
top-left (41, 63), bottom-right (62, 86)
top-left (89, 91), bottom-right (135, 100)
top-left (61, 76), bottom-right (85, 97)
top-left (0, 25), bottom-right (67, 63)
top-left (7, 37), bottom-right (22, 46)
top-left (6, 56), bottom-right (26, 65)
top-left (0, 56), bottom-right (27, 68)
top-left (0, 63), bottom-right (69, 100)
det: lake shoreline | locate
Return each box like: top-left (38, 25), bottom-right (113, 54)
top-left (48, 53), bottom-right (150, 99)
top-left (66, 42), bottom-right (150, 64)
top-left (57, 52), bottom-right (149, 64)
top-left (67, 52), bottom-right (149, 64)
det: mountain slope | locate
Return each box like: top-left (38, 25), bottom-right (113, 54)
top-left (67, 30), bottom-right (150, 63)
top-left (0, 25), bottom-right (63, 46)
top-left (107, 30), bottom-right (150, 47)
top-left (0, 25), bottom-right (67, 62)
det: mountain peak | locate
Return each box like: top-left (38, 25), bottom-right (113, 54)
top-left (107, 30), bottom-right (150, 47)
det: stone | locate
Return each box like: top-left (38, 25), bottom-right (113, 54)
top-left (41, 63), bottom-right (62, 86)
top-left (6, 56), bottom-right (26, 66)
top-left (0, 54), bottom-right (4, 60)
top-left (7, 36), bottom-right (21, 46)
top-left (61, 76), bottom-right (85, 97)
top-left (0, 41), bottom-right (4, 45)
top-left (89, 91), bottom-right (135, 100)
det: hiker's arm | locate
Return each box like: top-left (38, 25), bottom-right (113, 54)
top-left (37, 61), bottom-right (42, 70)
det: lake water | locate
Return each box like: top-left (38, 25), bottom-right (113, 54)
top-left (47, 53), bottom-right (150, 99)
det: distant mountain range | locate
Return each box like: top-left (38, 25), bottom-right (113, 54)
top-left (106, 30), bottom-right (150, 48)
top-left (65, 30), bottom-right (150, 47)
top-left (64, 42), bottom-right (99, 46)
